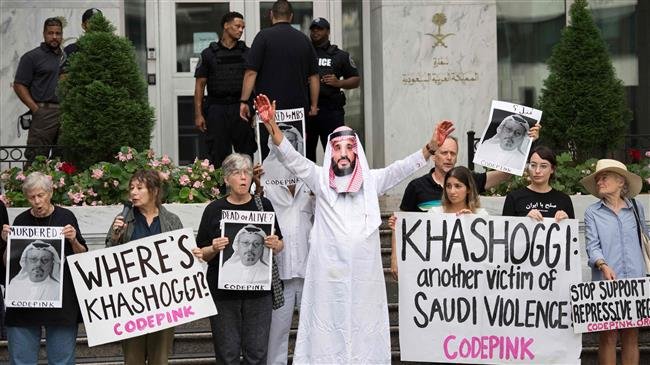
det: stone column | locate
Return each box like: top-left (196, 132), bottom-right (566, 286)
top-left (369, 0), bottom-right (497, 193)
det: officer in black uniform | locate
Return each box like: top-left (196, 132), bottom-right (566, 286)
top-left (307, 17), bottom-right (361, 162)
top-left (194, 11), bottom-right (256, 168)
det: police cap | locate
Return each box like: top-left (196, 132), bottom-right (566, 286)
top-left (310, 17), bottom-right (330, 30)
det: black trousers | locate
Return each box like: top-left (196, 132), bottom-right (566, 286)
top-left (209, 295), bottom-right (272, 365)
top-left (25, 105), bottom-right (60, 163)
top-left (205, 103), bottom-right (257, 168)
top-left (306, 106), bottom-right (345, 162)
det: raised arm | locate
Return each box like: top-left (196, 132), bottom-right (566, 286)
top-left (374, 121), bottom-right (455, 194)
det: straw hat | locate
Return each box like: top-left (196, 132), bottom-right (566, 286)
top-left (580, 159), bottom-right (642, 198)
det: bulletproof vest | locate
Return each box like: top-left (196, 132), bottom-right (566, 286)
top-left (317, 44), bottom-right (345, 106)
top-left (206, 41), bottom-right (247, 100)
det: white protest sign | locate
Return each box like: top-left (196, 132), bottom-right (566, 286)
top-left (5, 226), bottom-right (65, 308)
top-left (473, 100), bottom-right (542, 175)
top-left (218, 210), bottom-right (275, 291)
top-left (570, 277), bottom-right (650, 333)
top-left (396, 213), bottom-right (582, 364)
top-left (68, 228), bottom-right (217, 347)
top-left (256, 107), bottom-right (306, 186)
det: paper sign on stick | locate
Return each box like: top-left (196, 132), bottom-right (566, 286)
top-left (256, 108), bottom-right (306, 186)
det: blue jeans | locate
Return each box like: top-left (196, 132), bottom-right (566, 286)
top-left (7, 325), bottom-right (78, 365)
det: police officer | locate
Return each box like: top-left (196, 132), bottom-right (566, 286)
top-left (14, 17), bottom-right (66, 164)
top-left (194, 11), bottom-right (256, 168)
top-left (306, 17), bottom-right (360, 162)
top-left (64, 8), bottom-right (102, 59)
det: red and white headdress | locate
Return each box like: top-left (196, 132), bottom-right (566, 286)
top-left (327, 126), bottom-right (363, 193)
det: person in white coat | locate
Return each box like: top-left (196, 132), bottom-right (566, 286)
top-left (255, 163), bottom-right (316, 365)
top-left (254, 94), bottom-right (453, 364)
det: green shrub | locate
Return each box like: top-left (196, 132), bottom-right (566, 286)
top-left (59, 14), bottom-right (154, 170)
top-left (536, 0), bottom-right (631, 162)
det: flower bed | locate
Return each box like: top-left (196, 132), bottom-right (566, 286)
top-left (0, 147), bottom-right (223, 207)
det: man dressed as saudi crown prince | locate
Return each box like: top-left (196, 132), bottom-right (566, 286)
top-left (254, 94), bottom-right (454, 364)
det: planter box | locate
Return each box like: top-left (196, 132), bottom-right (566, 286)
top-left (6, 203), bottom-right (209, 251)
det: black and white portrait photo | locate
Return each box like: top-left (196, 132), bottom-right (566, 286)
top-left (473, 101), bottom-right (542, 175)
top-left (257, 108), bottom-right (306, 186)
top-left (218, 211), bottom-right (276, 291)
top-left (5, 231), bottom-right (64, 308)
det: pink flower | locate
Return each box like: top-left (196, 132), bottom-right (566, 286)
top-left (646, 151), bottom-right (650, 158)
top-left (159, 171), bottom-right (170, 181)
top-left (117, 152), bottom-right (127, 161)
top-left (59, 177), bottom-right (65, 187)
top-left (91, 169), bottom-right (104, 179)
top-left (149, 160), bottom-right (161, 168)
top-left (188, 192), bottom-right (194, 201)
top-left (125, 152), bottom-right (133, 160)
top-left (209, 165), bottom-right (215, 173)
top-left (91, 201), bottom-right (97, 206)
top-left (113, 180), bottom-right (119, 187)
top-left (16, 172), bottom-right (26, 181)
top-left (187, 167), bottom-right (193, 173)
top-left (68, 191), bottom-right (85, 204)
top-left (147, 149), bottom-right (155, 158)
top-left (201, 159), bottom-right (210, 168)
top-left (179, 175), bottom-right (190, 186)
top-left (161, 155), bottom-right (171, 165)
top-left (55, 161), bottom-right (63, 170)
top-left (87, 188), bottom-right (97, 197)
top-left (211, 187), bottom-right (220, 196)
top-left (193, 181), bottom-right (203, 189)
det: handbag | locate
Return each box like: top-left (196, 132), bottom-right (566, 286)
top-left (253, 194), bottom-right (285, 309)
top-left (630, 199), bottom-right (650, 275)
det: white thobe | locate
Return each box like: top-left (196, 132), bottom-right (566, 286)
top-left (6, 275), bottom-right (60, 301)
top-left (273, 138), bottom-right (426, 364)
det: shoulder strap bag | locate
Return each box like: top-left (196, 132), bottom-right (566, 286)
top-left (254, 195), bottom-right (285, 309)
top-left (630, 199), bottom-right (650, 276)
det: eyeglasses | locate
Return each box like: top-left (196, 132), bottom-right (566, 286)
top-left (27, 257), bottom-right (52, 265)
top-left (239, 239), bottom-right (263, 249)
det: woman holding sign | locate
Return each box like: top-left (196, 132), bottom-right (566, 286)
top-left (430, 166), bottom-right (487, 215)
top-left (581, 159), bottom-right (648, 365)
top-left (502, 146), bottom-right (574, 220)
top-left (106, 170), bottom-right (183, 365)
top-left (1, 172), bottom-right (87, 364)
top-left (194, 153), bottom-right (283, 365)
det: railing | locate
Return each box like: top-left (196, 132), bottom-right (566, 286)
top-left (0, 145), bottom-right (66, 171)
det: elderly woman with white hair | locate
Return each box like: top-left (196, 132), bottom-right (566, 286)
top-left (1, 171), bottom-right (87, 364)
top-left (581, 159), bottom-right (649, 365)
top-left (193, 153), bottom-right (283, 365)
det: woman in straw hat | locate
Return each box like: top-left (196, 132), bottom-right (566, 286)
top-left (581, 158), bottom-right (648, 365)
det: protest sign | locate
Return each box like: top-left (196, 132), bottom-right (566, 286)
top-left (218, 210), bottom-right (275, 291)
top-left (5, 226), bottom-right (65, 308)
top-left (256, 107), bottom-right (306, 186)
top-left (473, 100), bottom-right (542, 175)
top-left (68, 228), bottom-right (217, 347)
top-left (396, 212), bottom-right (582, 364)
top-left (570, 277), bottom-right (650, 333)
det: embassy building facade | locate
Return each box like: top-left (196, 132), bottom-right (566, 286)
top-left (1, 0), bottom-right (648, 182)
